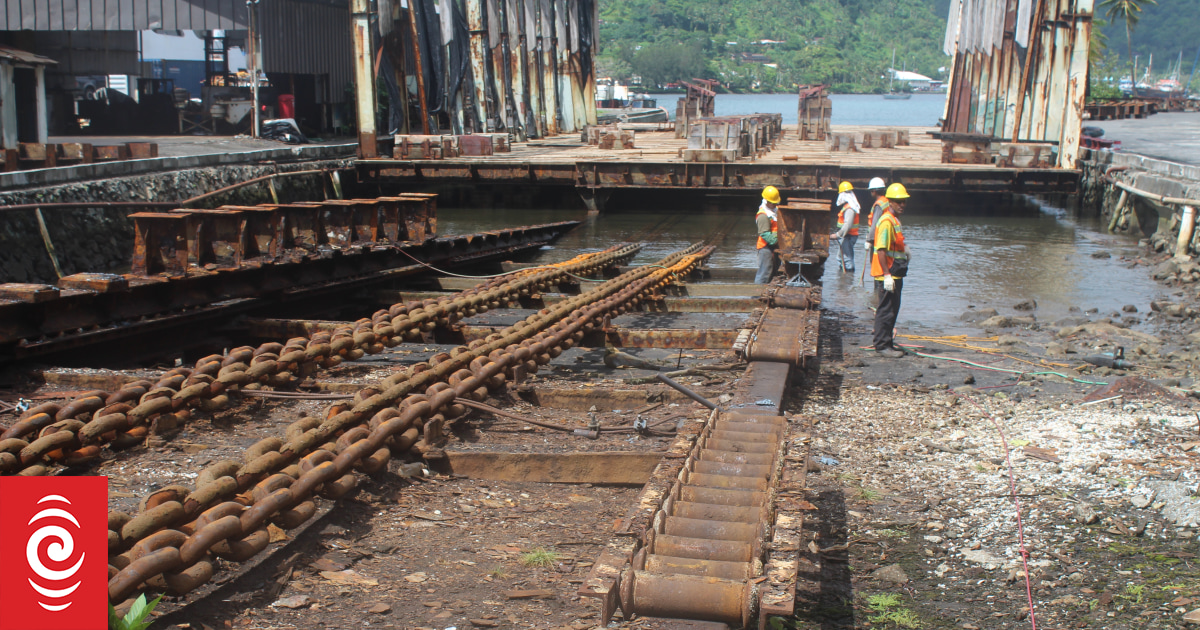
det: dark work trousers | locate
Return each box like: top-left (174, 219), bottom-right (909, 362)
top-left (755, 247), bottom-right (778, 284)
top-left (873, 277), bottom-right (904, 350)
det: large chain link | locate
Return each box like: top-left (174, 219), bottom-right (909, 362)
top-left (104, 245), bottom-right (712, 612)
top-left (0, 245), bottom-right (639, 477)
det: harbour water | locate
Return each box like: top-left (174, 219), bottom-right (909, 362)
top-left (438, 199), bottom-right (1161, 334)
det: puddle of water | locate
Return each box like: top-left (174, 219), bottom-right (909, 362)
top-left (436, 199), bottom-right (1163, 332)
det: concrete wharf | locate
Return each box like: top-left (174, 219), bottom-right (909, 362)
top-left (357, 125), bottom-right (1080, 202)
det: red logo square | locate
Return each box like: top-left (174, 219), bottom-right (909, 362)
top-left (0, 476), bottom-right (108, 630)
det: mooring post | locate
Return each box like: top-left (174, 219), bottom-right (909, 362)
top-left (579, 188), bottom-right (610, 215)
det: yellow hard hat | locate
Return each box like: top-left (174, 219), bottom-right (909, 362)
top-left (838, 181), bottom-right (853, 193)
top-left (885, 183), bottom-right (910, 200)
top-left (762, 185), bottom-right (781, 204)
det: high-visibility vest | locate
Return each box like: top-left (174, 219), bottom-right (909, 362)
top-left (837, 206), bottom-right (860, 236)
top-left (870, 210), bottom-right (907, 278)
top-left (756, 206), bottom-right (778, 250)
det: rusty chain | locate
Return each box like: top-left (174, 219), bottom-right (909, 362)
top-left (0, 245), bottom-right (640, 477)
top-left (103, 245), bottom-right (712, 612)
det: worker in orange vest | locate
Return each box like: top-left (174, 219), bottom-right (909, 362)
top-left (871, 183), bottom-right (912, 358)
top-left (833, 181), bottom-right (860, 272)
top-left (755, 186), bottom-right (781, 284)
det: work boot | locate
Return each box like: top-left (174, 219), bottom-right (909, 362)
top-left (877, 348), bottom-right (905, 358)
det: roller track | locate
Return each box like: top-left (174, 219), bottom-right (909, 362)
top-left (581, 280), bottom-right (820, 628)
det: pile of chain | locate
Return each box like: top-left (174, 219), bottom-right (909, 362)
top-left (0, 245), bottom-right (640, 477)
top-left (101, 244), bottom-right (712, 612)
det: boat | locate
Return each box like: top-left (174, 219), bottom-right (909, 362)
top-left (883, 49), bottom-right (912, 99)
top-left (596, 78), bottom-right (670, 123)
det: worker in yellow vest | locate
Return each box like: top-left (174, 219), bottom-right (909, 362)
top-left (755, 186), bottom-right (781, 284)
top-left (833, 181), bottom-right (860, 272)
top-left (871, 183), bottom-right (912, 358)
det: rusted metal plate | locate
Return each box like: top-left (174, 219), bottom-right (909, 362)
top-left (455, 325), bottom-right (737, 349)
top-left (435, 451), bottom-right (664, 484)
top-left (514, 387), bottom-right (693, 411)
top-left (726, 361), bottom-right (791, 413)
top-left (57, 273), bottom-right (129, 293)
top-left (745, 309), bottom-right (819, 367)
top-left (0, 283), bottom-right (59, 303)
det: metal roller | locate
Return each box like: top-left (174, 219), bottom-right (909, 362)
top-left (669, 501), bottom-right (768, 523)
top-left (710, 429), bottom-right (779, 443)
top-left (663, 516), bottom-right (760, 542)
top-left (620, 569), bottom-right (758, 627)
top-left (698, 449), bottom-right (775, 466)
top-left (652, 533), bottom-right (754, 563)
top-left (686, 472), bottom-right (769, 491)
top-left (680, 486), bottom-right (766, 507)
top-left (691, 460), bottom-right (773, 478)
top-left (704, 439), bottom-right (776, 454)
top-left (643, 554), bottom-right (752, 580)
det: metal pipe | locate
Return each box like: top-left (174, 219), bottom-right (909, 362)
top-left (1178, 205), bottom-right (1196, 258)
top-left (655, 373), bottom-right (717, 409)
top-left (181, 169), bottom-right (328, 206)
top-left (1110, 179), bottom-right (1200, 207)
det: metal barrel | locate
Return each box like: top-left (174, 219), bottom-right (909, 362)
top-left (643, 554), bottom-right (752, 580)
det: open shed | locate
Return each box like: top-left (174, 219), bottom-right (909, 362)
top-left (0, 45), bottom-right (56, 147)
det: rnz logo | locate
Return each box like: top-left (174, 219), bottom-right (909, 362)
top-left (0, 476), bottom-right (107, 630)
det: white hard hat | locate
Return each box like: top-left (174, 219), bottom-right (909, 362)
top-left (868, 177), bottom-right (886, 190)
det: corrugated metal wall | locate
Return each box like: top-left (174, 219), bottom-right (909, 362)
top-left (942, 0), bottom-right (1094, 168)
top-left (260, 0), bottom-right (351, 102)
top-left (0, 0), bottom-right (247, 31)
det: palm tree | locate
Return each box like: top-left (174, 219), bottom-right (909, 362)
top-left (1099, 0), bottom-right (1157, 96)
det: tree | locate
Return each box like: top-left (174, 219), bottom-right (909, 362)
top-left (1100, 0), bottom-right (1158, 95)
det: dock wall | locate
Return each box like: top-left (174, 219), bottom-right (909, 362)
top-left (0, 158), bottom-right (352, 284)
top-left (1080, 148), bottom-right (1200, 254)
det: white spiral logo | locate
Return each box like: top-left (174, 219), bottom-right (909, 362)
top-left (26, 494), bottom-right (85, 612)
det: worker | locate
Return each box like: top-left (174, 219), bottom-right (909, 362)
top-left (862, 177), bottom-right (888, 275)
top-left (832, 181), bottom-right (860, 272)
top-left (755, 186), bottom-right (781, 284)
top-left (871, 183), bottom-right (912, 358)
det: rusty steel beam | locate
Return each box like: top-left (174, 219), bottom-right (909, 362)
top-left (466, 0), bottom-right (491, 131)
top-left (455, 324), bottom-right (737, 349)
top-left (435, 451), bottom-right (664, 484)
top-left (359, 160), bottom-right (1080, 193)
top-left (0, 222), bottom-right (580, 362)
top-left (351, 0), bottom-right (377, 157)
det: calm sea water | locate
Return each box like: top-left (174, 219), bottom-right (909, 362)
top-left (648, 92), bottom-right (948, 127)
top-left (438, 201), bottom-right (1161, 333)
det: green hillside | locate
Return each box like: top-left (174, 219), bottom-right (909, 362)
top-left (597, 0), bottom-right (952, 93)
top-left (1097, 0), bottom-right (1200, 88)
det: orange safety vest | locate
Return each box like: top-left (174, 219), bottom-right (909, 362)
top-left (870, 210), bottom-right (906, 278)
top-left (756, 206), bottom-right (778, 250)
top-left (837, 206), bottom-right (860, 236)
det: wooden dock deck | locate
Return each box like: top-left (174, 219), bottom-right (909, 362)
top-left (356, 125), bottom-right (1079, 195)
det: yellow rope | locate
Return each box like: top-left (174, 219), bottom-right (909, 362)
top-left (898, 333), bottom-right (1074, 370)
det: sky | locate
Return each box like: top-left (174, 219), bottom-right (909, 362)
top-left (141, 30), bottom-right (248, 70)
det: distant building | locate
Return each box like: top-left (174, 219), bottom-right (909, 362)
top-left (891, 70), bottom-right (935, 90)
top-left (734, 52), bottom-right (772, 64)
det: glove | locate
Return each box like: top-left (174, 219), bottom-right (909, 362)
top-left (882, 275), bottom-right (895, 292)
top-left (760, 232), bottom-right (778, 246)
top-left (903, 247), bottom-right (912, 263)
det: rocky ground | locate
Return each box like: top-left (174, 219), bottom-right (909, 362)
top-left (793, 246), bottom-right (1200, 630)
